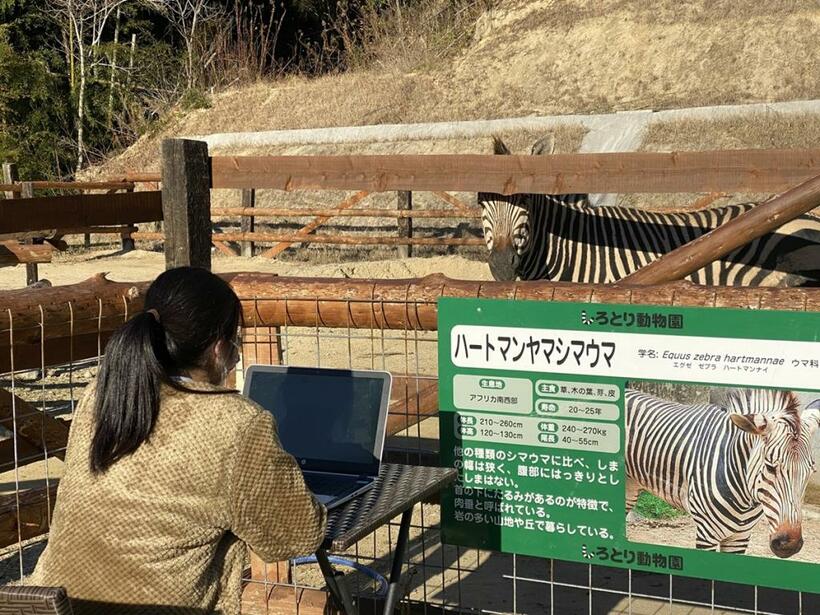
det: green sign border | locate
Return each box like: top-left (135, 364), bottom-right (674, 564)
top-left (438, 297), bottom-right (820, 594)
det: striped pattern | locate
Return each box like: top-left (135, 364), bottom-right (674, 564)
top-left (0, 585), bottom-right (73, 614)
top-left (479, 194), bottom-right (820, 285)
top-left (625, 388), bottom-right (820, 555)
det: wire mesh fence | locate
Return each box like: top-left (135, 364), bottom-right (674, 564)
top-left (0, 285), bottom-right (817, 615)
top-left (232, 294), bottom-right (820, 615)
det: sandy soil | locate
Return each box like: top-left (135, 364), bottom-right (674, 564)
top-left (94, 0), bottom-right (820, 176)
top-left (628, 509), bottom-right (820, 564)
top-left (0, 248), bottom-right (492, 290)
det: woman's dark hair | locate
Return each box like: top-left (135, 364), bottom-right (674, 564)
top-left (90, 267), bottom-right (242, 474)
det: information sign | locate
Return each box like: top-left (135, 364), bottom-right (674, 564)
top-left (439, 299), bottom-right (820, 592)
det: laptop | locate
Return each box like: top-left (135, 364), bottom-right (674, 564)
top-left (243, 365), bottom-right (392, 510)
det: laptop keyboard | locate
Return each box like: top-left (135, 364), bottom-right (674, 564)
top-left (304, 473), bottom-right (362, 498)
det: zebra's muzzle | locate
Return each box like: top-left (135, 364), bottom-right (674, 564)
top-left (769, 526), bottom-right (803, 558)
top-left (488, 246), bottom-right (520, 281)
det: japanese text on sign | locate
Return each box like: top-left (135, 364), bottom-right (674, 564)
top-left (451, 325), bottom-right (818, 389)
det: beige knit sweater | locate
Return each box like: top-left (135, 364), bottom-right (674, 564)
top-left (28, 379), bottom-right (327, 614)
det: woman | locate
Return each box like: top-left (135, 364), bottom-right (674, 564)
top-left (28, 267), bottom-right (326, 614)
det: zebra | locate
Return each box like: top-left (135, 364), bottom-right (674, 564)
top-left (478, 136), bottom-right (820, 286)
top-left (625, 388), bottom-right (820, 557)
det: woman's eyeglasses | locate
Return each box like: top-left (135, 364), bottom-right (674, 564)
top-left (229, 331), bottom-right (242, 353)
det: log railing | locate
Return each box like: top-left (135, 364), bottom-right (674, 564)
top-left (621, 172), bottom-right (820, 285)
top-left (0, 273), bottom-right (817, 549)
top-left (2, 273), bottom-right (818, 374)
top-left (3, 271), bottom-right (820, 365)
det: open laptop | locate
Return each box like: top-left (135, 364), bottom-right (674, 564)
top-left (243, 365), bottom-right (392, 510)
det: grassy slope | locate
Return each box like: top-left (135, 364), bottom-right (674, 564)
top-left (92, 0), bottom-right (820, 177)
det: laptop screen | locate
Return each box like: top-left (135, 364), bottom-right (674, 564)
top-left (245, 366), bottom-right (390, 476)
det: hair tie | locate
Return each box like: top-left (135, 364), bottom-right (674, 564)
top-left (146, 308), bottom-right (160, 324)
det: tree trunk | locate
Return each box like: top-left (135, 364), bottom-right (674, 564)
top-left (75, 38), bottom-right (87, 174)
top-left (187, 10), bottom-right (199, 90)
top-left (186, 41), bottom-right (194, 90)
top-left (68, 22), bottom-right (75, 92)
top-left (107, 6), bottom-right (121, 129)
top-left (125, 33), bottom-right (136, 90)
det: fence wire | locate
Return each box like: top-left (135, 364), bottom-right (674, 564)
top-left (234, 296), bottom-right (819, 615)
top-left (0, 293), bottom-right (816, 615)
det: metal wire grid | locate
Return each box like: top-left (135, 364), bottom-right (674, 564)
top-left (0, 293), bottom-right (814, 613)
top-left (233, 295), bottom-right (819, 615)
top-left (0, 300), bottom-right (109, 582)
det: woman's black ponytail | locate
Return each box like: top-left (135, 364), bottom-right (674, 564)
top-left (90, 267), bottom-right (241, 474)
top-left (90, 311), bottom-right (170, 473)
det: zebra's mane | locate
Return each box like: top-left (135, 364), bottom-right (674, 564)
top-left (724, 389), bottom-right (801, 436)
top-left (534, 195), bottom-right (747, 218)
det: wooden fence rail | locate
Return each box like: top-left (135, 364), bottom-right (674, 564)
top-left (0, 170), bottom-right (162, 269)
top-left (0, 181), bottom-right (137, 193)
top-left (210, 207), bottom-right (480, 219)
top-left (60, 146), bottom-right (809, 258)
top-left (132, 231), bottom-right (483, 246)
top-left (622, 173), bottom-right (820, 284)
top-left (0, 192), bottom-right (162, 235)
top-left (210, 149), bottom-right (820, 194)
top-left (4, 147), bottom-right (820, 262)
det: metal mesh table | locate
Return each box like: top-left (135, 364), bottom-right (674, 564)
top-left (315, 463), bottom-right (457, 615)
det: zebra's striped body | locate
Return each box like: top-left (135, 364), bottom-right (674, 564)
top-left (625, 389), bottom-right (820, 556)
top-left (479, 137), bottom-right (820, 285)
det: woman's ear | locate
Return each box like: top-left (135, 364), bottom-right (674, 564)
top-left (212, 339), bottom-right (227, 363)
top-left (206, 339), bottom-right (236, 385)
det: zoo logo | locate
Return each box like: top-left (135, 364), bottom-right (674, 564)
top-left (580, 310), bottom-right (594, 326)
top-left (581, 544), bottom-right (595, 560)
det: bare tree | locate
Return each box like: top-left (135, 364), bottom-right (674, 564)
top-left (49, 0), bottom-right (161, 173)
top-left (158, 0), bottom-right (224, 90)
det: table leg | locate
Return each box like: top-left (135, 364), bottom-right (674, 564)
top-left (315, 548), bottom-right (358, 615)
top-left (383, 507), bottom-right (414, 615)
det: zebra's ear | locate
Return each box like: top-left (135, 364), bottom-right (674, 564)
top-left (729, 413), bottom-right (771, 436)
top-left (492, 136), bottom-right (512, 155)
top-left (531, 135), bottom-right (556, 156)
top-left (802, 401), bottom-right (820, 432)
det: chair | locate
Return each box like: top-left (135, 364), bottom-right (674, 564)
top-left (0, 586), bottom-right (73, 615)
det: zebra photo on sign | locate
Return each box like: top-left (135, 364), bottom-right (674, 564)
top-left (477, 136), bottom-right (820, 285)
top-left (625, 382), bottom-right (820, 562)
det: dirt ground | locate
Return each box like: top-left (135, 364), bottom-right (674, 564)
top-left (628, 508), bottom-right (820, 564)
top-left (0, 247), bottom-right (492, 290)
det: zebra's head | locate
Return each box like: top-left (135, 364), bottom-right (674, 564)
top-left (727, 390), bottom-right (820, 558)
top-left (477, 135), bottom-right (555, 281)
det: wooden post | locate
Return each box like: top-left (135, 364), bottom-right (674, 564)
top-left (240, 188), bottom-right (255, 257)
top-left (20, 182), bottom-right (38, 285)
top-left (121, 186), bottom-right (136, 252)
top-left (621, 173), bottom-right (820, 285)
top-left (82, 187), bottom-right (91, 249)
top-left (397, 190), bottom-right (412, 258)
top-left (161, 139), bottom-right (212, 270)
top-left (2, 164), bottom-right (38, 285)
top-left (1, 163), bottom-right (16, 199)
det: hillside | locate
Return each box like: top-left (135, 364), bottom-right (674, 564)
top-left (97, 0), bottom-right (820, 175)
